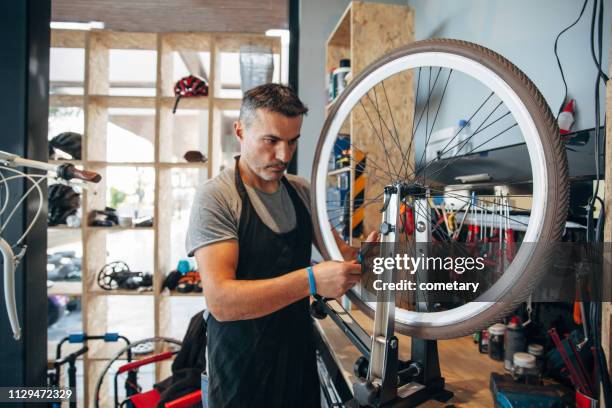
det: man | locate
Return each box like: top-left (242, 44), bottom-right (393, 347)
top-left (186, 83), bottom-right (366, 407)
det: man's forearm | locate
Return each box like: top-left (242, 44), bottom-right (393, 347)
top-left (208, 268), bottom-right (311, 321)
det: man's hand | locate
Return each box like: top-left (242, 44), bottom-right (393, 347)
top-left (312, 261), bottom-right (361, 298)
top-left (336, 230), bottom-right (380, 261)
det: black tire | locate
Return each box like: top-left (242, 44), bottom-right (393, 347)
top-left (311, 39), bottom-right (569, 339)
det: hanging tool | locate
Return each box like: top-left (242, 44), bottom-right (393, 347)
top-left (452, 200), bottom-right (470, 241)
top-left (522, 295), bottom-right (533, 328)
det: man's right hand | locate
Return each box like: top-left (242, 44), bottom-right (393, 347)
top-left (312, 261), bottom-right (361, 298)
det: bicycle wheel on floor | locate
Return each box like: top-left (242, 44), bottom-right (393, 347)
top-left (311, 39), bottom-right (569, 339)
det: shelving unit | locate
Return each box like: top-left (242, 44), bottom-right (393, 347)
top-left (49, 28), bottom-right (282, 407)
top-left (325, 1), bottom-right (414, 245)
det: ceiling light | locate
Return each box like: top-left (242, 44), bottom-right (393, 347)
top-left (50, 21), bottom-right (105, 30)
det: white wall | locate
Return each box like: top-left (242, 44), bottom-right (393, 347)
top-left (408, 0), bottom-right (611, 134)
top-left (297, 0), bottom-right (611, 178)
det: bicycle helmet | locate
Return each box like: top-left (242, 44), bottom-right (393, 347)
top-left (49, 132), bottom-right (82, 160)
top-left (48, 184), bottom-right (80, 226)
top-left (173, 75), bottom-right (209, 113)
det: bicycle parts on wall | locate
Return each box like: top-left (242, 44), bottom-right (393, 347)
top-left (311, 39), bottom-right (569, 340)
top-left (97, 261), bottom-right (153, 292)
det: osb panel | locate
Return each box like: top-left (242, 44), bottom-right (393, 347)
top-left (96, 30), bottom-right (158, 50)
top-left (162, 32), bottom-right (212, 52)
top-left (51, 29), bottom-right (86, 48)
top-left (214, 34), bottom-right (280, 54)
top-left (351, 1), bottom-right (414, 74)
top-left (349, 2), bottom-right (414, 240)
top-left (88, 32), bottom-right (109, 95)
top-left (52, 0), bottom-right (287, 34)
top-left (351, 71), bottom-right (414, 241)
top-left (327, 3), bottom-right (351, 47)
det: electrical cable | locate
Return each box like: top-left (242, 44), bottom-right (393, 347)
top-left (588, 2), bottom-right (612, 402)
top-left (590, 0), bottom-right (610, 83)
top-left (553, 0), bottom-right (590, 118)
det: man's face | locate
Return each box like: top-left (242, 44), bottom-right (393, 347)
top-left (235, 108), bottom-right (302, 182)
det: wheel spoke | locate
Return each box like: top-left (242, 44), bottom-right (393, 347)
top-left (358, 98), bottom-right (400, 180)
top-left (421, 122), bottom-right (518, 182)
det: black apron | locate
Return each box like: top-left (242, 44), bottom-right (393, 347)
top-left (206, 159), bottom-right (320, 408)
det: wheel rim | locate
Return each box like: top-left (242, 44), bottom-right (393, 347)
top-left (313, 47), bottom-right (552, 332)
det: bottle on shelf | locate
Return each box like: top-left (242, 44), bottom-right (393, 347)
top-left (332, 59), bottom-right (351, 100)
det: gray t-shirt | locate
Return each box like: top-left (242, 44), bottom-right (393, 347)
top-left (186, 168), bottom-right (311, 257)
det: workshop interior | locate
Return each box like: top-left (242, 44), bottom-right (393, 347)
top-left (0, 0), bottom-right (611, 407)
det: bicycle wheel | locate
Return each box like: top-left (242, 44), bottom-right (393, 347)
top-left (311, 39), bottom-right (569, 339)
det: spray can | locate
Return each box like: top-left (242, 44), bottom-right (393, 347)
top-left (504, 316), bottom-right (526, 371)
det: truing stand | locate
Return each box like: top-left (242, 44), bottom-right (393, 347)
top-left (313, 182), bottom-right (453, 407)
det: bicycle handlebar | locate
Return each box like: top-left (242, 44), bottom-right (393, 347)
top-left (57, 164), bottom-right (101, 183)
top-left (0, 150), bottom-right (101, 183)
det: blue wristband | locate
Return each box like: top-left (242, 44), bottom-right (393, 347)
top-left (307, 266), bottom-right (317, 296)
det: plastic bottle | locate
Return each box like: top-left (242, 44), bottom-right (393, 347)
top-left (456, 119), bottom-right (473, 156)
top-left (558, 99), bottom-right (575, 135)
top-left (333, 59), bottom-right (351, 98)
top-left (327, 68), bottom-right (336, 102)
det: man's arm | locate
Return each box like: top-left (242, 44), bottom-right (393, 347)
top-left (195, 240), bottom-right (361, 322)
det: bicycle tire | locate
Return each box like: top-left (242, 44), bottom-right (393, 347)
top-left (311, 39), bottom-right (569, 339)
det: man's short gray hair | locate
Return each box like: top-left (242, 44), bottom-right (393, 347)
top-left (239, 83), bottom-right (308, 128)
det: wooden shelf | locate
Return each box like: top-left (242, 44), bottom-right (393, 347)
top-left (165, 291), bottom-right (204, 297)
top-left (50, 27), bottom-right (283, 407)
top-left (48, 224), bottom-right (81, 231)
top-left (49, 159), bottom-right (83, 166)
top-left (86, 225), bottom-right (154, 231)
top-left (325, 1), bottom-right (414, 245)
top-left (88, 95), bottom-right (156, 108)
top-left (161, 96), bottom-right (209, 110)
top-left (328, 166), bottom-right (351, 177)
top-left (88, 290), bottom-right (154, 297)
top-left (48, 281), bottom-right (83, 296)
top-left (158, 162), bottom-right (208, 168)
top-left (49, 94), bottom-right (84, 107)
top-left (87, 161), bottom-right (155, 167)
